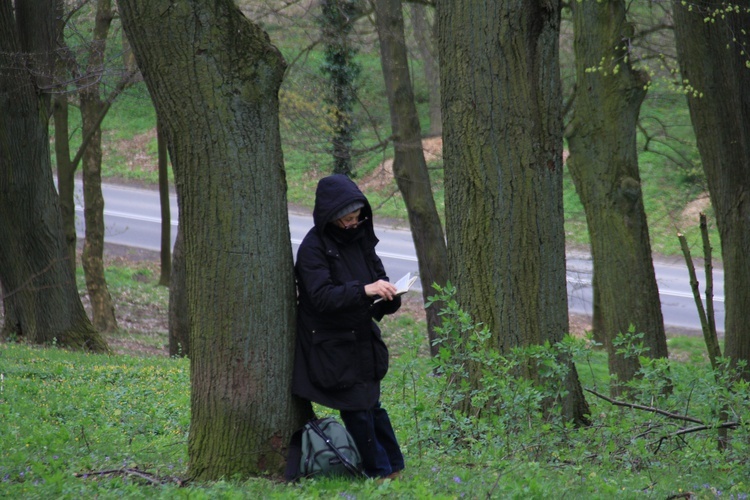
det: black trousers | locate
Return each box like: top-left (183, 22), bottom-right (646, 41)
top-left (340, 401), bottom-right (404, 478)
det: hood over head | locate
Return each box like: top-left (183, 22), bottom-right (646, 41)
top-left (312, 174), bottom-right (372, 230)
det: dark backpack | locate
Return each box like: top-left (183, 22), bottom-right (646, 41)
top-left (285, 417), bottom-right (364, 481)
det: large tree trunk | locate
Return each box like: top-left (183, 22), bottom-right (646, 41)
top-left (409, 3), bottom-right (441, 136)
top-left (118, 0), bottom-right (306, 480)
top-left (373, 0), bottom-right (448, 357)
top-left (0, 0), bottom-right (107, 352)
top-left (566, 0), bottom-right (668, 396)
top-left (437, 0), bottom-right (589, 424)
top-left (79, 0), bottom-right (118, 333)
top-left (672, 0), bottom-right (750, 378)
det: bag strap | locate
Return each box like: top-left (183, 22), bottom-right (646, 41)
top-left (284, 427), bottom-right (303, 482)
top-left (307, 419), bottom-right (364, 478)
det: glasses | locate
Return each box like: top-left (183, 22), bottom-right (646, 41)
top-left (342, 216), bottom-right (368, 230)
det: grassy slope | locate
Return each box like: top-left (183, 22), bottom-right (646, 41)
top-left (2, 318), bottom-right (748, 498)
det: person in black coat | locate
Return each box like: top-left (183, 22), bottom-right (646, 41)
top-left (292, 174), bottom-right (405, 479)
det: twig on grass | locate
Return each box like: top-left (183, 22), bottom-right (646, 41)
top-left (79, 426), bottom-right (91, 452)
top-left (75, 467), bottom-right (184, 487)
top-left (653, 421), bottom-right (739, 453)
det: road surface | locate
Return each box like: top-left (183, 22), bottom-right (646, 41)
top-left (75, 181), bottom-right (725, 335)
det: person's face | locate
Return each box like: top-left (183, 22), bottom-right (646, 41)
top-left (335, 208), bottom-right (362, 229)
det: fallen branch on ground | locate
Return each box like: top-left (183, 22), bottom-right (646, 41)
top-left (585, 388), bottom-right (742, 453)
top-left (74, 467), bottom-right (184, 486)
top-left (585, 388), bottom-right (703, 424)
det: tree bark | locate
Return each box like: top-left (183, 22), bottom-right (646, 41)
top-left (0, 0), bottom-right (107, 352)
top-left (409, 3), bottom-right (441, 136)
top-left (672, 0), bottom-right (750, 379)
top-left (118, 0), bottom-right (305, 480)
top-left (80, 94), bottom-right (118, 332)
top-left (566, 0), bottom-right (668, 396)
top-left (373, 0), bottom-right (448, 357)
top-left (437, 0), bottom-right (589, 424)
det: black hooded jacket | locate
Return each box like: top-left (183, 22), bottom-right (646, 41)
top-left (291, 174), bottom-right (401, 411)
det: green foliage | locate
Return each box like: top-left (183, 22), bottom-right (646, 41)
top-left (71, 4), bottom-right (715, 264)
top-left (393, 286), bottom-right (750, 498)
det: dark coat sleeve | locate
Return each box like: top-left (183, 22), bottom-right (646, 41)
top-left (365, 245), bottom-right (401, 321)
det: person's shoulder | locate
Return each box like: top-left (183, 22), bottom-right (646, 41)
top-left (297, 228), bottom-right (327, 259)
top-left (300, 226), bottom-right (322, 247)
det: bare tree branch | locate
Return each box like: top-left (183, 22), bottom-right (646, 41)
top-left (585, 388), bottom-right (704, 424)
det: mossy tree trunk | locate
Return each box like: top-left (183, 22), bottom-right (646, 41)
top-left (566, 0), bottom-right (668, 396)
top-left (79, 0), bottom-right (118, 333)
top-left (0, 0), bottom-right (108, 352)
top-left (373, 0), bottom-right (448, 356)
top-left (118, 0), bottom-right (307, 480)
top-left (673, 0), bottom-right (750, 379)
top-left (437, 0), bottom-right (589, 424)
top-left (80, 103), bottom-right (118, 332)
top-left (320, 0), bottom-right (362, 176)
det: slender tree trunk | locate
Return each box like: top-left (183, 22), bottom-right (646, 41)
top-left (54, 17), bottom-right (137, 299)
top-left (157, 118), bottom-right (171, 287)
top-left (168, 227), bottom-right (189, 357)
top-left (79, 0), bottom-right (118, 333)
top-left (591, 274), bottom-right (605, 345)
top-left (0, 0), bottom-right (107, 352)
top-left (673, 0), bottom-right (750, 379)
top-left (80, 95), bottom-right (117, 332)
top-left (409, 3), bottom-right (441, 136)
top-left (320, 0), bottom-right (361, 176)
top-left (118, 0), bottom-right (306, 480)
top-left (437, 0), bottom-right (589, 424)
top-left (53, 94), bottom-right (78, 276)
top-left (373, 0), bottom-right (448, 356)
top-left (566, 0), bottom-right (668, 396)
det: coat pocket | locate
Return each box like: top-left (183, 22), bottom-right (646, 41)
top-left (372, 333), bottom-right (389, 381)
top-left (309, 329), bottom-right (358, 390)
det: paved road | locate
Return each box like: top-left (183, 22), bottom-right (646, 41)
top-left (75, 181), bottom-right (725, 335)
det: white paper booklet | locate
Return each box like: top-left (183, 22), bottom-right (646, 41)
top-left (373, 272), bottom-right (418, 303)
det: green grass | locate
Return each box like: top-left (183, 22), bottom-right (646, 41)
top-left (2, 267), bottom-right (749, 498)
top-left (2, 258), bottom-right (748, 498)
top-left (3, 310), bottom-right (749, 498)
